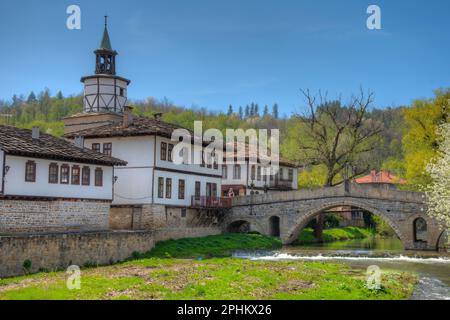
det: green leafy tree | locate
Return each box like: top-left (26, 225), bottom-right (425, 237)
top-left (272, 103), bottom-right (279, 119)
top-left (263, 105), bottom-right (269, 117)
top-left (227, 105), bottom-right (233, 116)
top-left (402, 89), bottom-right (450, 188)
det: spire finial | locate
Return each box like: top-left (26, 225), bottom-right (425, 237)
top-left (104, 15), bottom-right (108, 28)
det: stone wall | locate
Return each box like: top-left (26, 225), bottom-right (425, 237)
top-left (0, 230), bottom-right (154, 278)
top-left (0, 199), bottom-right (110, 234)
top-left (110, 204), bottom-right (222, 241)
top-left (153, 227), bottom-right (222, 242)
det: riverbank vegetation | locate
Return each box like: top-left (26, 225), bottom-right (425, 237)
top-left (136, 233), bottom-right (282, 259)
top-left (297, 227), bottom-right (374, 245)
top-left (0, 257), bottom-right (417, 300)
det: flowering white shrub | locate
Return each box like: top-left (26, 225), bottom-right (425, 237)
top-left (425, 123), bottom-right (450, 240)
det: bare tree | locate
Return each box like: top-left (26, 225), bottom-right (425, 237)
top-left (296, 88), bottom-right (383, 241)
top-left (297, 88), bottom-right (383, 187)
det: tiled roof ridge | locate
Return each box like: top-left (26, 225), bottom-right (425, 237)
top-left (0, 125), bottom-right (127, 166)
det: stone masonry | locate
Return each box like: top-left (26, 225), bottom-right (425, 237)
top-left (226, 183), bottom-right (446, 251)
top-left (0, 199), bottom-right (110, 234)
top-left (0, 230), bottom-right (154, 278)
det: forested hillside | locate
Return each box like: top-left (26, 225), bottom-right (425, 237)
top-left (1, 88), bottom-right (448, 190)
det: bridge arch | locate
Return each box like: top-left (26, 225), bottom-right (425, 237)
top-left (283, 199), bottom-right (406, 245)
top-left (269, 216), bottom-right (281, 237)
top-left (226, 220), bottom-right (251, 233)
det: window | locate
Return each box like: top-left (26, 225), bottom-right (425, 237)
top-left (60, 164), bottom-right (70, 184)
top-left (195, 181), bottom-right (201, 200)
top-left (158, 177), bottom-right (164, 198)
top-left (92, 143), bottom-right (101, 153)
top-left (222, 165), bottom-right (228, 179)
top-left (25, 161), bottom-right (36, 182)
top-left (168, 144), bottom-right (174, 162)
top-left (71, 166), bottom-right (80, 185)
top-left (233, 164), bottom-right (241, 179)
top-left (251, 165), bottom-right (256, 180)
top-left (288, 169), bottom-right (294, 182)
top-left (207, 183), bottom-right (218, 197)
top-left (166, 178), bottom-right (172, 199)
top-left (103, 143), bottom-right (112, 156)
top-left (257, 166), bottom-right (261, 181)
top-left (82, 166), bottom-right (90, 186)
top-left (279, 168), bottom-right (284, 181)
top-left (181, 208), bottom-right (187, 218)
top-left (95, 168), bottom-right (103, 187)
top-left (160, 142), bottom-right (167, 161)
top-left (48, 163), bottom-right (58, 184)
top-left (119, 88), bottom-right (124, 96)
top-left (178, 179), bottom-right (185, 199)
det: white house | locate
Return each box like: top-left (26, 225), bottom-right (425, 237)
top-left (220, 142), bottom-right (299, 196)
top-left (65, 113), bottom-right (223, 208)
top-left (0, 125), bottom-right (126, 234)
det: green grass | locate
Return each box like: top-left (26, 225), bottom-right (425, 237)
top-left (297, 227), bottom-right (374, 245)
top-left (137, 233), bottom-right (282, 259)
top-left (0, 258), bottom-right (417, 300)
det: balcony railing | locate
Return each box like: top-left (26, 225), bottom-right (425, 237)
top-left (191, 196), bottom-right (232, 209)
top-left (269, 179), bottom-right (293, 189)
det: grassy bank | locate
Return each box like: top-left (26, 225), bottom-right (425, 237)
top-left (297, 227), bottom-right (374, 245)
top-left (0, 258), bottom-right (416, 300)
top-left (137, 233), bottom-right (282, 259)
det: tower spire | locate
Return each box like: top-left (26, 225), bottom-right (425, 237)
top-left (100, 16), bottom-right (113, 51)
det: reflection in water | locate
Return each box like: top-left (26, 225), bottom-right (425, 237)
top-left (233, 237), bottom-right (450, 300)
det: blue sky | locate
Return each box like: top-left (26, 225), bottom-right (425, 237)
top-left (0, 0), bottom-right (449, 115)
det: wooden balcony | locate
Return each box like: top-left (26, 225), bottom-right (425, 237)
top-left (191, 196), bottom-right (232, 209)
top-left (269, 179), bottom-right (293, 189)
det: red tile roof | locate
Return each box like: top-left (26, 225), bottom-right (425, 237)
top-left (355, 170), bottom-right (406, 184)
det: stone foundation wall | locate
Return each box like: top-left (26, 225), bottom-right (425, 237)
top-left (110, 205), bottom-right (222, 242)
top-left (0, 231), bottom-right (154, 278)
top-left (153, 227), bottom-right (222, 242)
top-left (0, 199), bottom-right (110, 234)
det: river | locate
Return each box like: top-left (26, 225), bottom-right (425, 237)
top-left (233, 237), bottom-right (450, 300)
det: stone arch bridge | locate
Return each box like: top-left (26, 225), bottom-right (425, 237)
top-left (223, 183), bottom-right (446, 251)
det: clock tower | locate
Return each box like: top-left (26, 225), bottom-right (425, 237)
top-left (81, 16), bottom-right (131, 114)
top-left (63, 17), bottom-right (132, 135)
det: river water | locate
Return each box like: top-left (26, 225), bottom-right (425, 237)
top-left (233, 238), bottom-right (450, 300)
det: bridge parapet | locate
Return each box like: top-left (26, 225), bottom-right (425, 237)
top-left (231, 182), bottom-right (425, 207)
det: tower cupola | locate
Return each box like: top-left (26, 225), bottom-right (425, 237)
top-left (95, 17), bottom-right (117, 75)
top-left (80, 16), bottom-right (130, 114)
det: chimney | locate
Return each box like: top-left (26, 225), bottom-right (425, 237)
top-left (32, 126), bottom-right (40, 140)
top-left (123, 106), bottom-right (134, 128)
top-left (154, 112), bottom-right (163, 121)
top-left (74, 136), bottom-right (85, 148)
